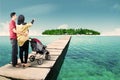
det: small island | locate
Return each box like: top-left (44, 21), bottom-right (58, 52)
top-left (42, 28), bottom-right (100, 35)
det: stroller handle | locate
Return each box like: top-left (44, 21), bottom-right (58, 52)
top-left (29, 37), bottom-right (32, 41)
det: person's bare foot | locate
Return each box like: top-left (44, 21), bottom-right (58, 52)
top-left (23, 63), bottom-right (31, 68)
top-left (19, 63), bottom-right (24, 67)
top-left (14, 64), bottom-right (20, 68)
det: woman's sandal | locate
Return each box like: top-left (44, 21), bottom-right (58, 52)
top-left (22, 63), bottom-right (31, 68)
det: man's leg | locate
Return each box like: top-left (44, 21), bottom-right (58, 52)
top-left (11, 39), bottom-right (18, 66)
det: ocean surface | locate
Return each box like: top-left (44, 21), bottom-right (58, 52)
top-left (0, 36), bottom-right (120, 80)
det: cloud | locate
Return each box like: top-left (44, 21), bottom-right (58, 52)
top-left (87, 0), bottom-right (100, 2)
top-left (16, 4), bottom-right (56, 15)
top-left (0, 21), bottom-right (42, 36)
top-left (113, 4), bottom-right (120, 11)
top-left (29, 29), bottom-right (42, 36)
top-left (58, 24), bottom-right (69, 29)
top-left (0, 21), bottom-right (9, 36)
top-left (102, 28), bottom-right (120, 36)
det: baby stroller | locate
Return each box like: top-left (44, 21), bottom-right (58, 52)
top-left (29, 38), bottom-right (50, 65)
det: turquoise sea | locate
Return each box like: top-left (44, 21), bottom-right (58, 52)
top-left (0, 36), bottom-right (120, 80)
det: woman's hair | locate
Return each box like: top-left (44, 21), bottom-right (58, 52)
top-left (17, 15), bottom-right (25, 25)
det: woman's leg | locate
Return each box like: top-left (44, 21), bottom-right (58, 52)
top-left (24, 40), bottom-right (29, 63)
top-left (19, 46), bottom-right (24, 63)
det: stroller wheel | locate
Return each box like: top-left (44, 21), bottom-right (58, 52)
top-left (29, 55), bottom-right (35, 62)
top-left (37, 58), bottom-right (43, 65)
top-left (45, 54), bottom-right (51, 60)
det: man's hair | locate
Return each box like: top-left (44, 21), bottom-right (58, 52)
top-left (10, 12), bottom-right (16, 18)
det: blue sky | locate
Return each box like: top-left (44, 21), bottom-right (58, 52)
top-left (0, 0), bottom-right (120, 35)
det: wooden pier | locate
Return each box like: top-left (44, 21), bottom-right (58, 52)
top-left (0, 36), bottom-right (71, 80)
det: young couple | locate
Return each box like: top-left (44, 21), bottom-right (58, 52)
top-left (9, 12), bottom-right (34, 67)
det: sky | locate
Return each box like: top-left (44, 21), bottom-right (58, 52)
top-left (0, 0), bottom-right (120, 36)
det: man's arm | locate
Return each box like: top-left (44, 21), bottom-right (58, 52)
top-left (13, 28), bottom-right (22, 34)
top-left (13, 28), bottom-right (17, 33)
top-left (13, 28), bottom-right (24, 35)
top-left (11, 21), bottom-right (20, 34)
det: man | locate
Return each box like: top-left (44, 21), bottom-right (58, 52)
top-left (9, 12), bottom-right (19, 67)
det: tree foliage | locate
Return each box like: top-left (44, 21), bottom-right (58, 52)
top-left (42, 28), bottom-right (100, 35)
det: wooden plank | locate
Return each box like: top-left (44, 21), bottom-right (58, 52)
top-left (0, 36), bottom-right (71, 80)
top-left (0, 65), bottom-right (50, 80)
top-left (0, 76), bottom-right (10, 80)
top-left (30, 61), bottom-right (56, 68)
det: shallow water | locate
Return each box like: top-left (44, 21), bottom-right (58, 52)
top-left (0, 36), bottom-right (61, 66)
top-left (0, 36), bottom-right (120, 80)
top-left (57, 36), bottom-right (120, 80)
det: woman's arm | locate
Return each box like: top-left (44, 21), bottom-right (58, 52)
top-left (21, 19), bottom-right (35, 31)
top-left (24, 30), bottom-right (29, 37)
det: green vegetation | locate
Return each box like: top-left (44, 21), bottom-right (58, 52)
top-left (42, 28), bottom-right (100, 35)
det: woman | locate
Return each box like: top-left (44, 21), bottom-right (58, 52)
top-left (17, 15), bottom-right (34, 67)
